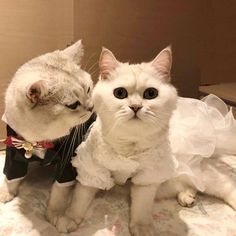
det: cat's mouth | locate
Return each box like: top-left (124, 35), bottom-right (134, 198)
top-left (79, 113), bottom-right (91, 121)
top-left (80, 113), bottom-right (89, 118)
top-left (130, 114), bottom-right (141, 120)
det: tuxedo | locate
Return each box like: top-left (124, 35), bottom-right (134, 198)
top-left (3, 113), bottom-right (96, 184)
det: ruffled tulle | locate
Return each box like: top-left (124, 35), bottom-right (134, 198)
top-left (169, 94), bottom-right (236, 191)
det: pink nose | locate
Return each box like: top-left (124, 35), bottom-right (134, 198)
top-left (129, 105), bottom-right (142, 113)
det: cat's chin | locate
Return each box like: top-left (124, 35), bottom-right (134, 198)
top-left (129, 116), bottom-right (141, 121)
top-left (118, 121), bottom-right (156, 135)
top-left (127, 116), bottom-right (149, 125)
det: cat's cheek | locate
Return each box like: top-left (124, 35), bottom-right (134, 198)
top-left (91, 96), bottom-right (101, 112)
top-left (51, 105), bottom-right (65, 115)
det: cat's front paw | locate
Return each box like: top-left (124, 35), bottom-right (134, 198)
top-left (56, 216), bottom-right (79, 233)
top-left (46, 209), bottom-right (62, 226)
top-left (224, 190), bottom-right (236, 211)
top-left (0, 189), bottom-right (15, 203)
top-left (177, 188), bottom-right (196, 207)
top-left (46, 208), bottom-right (81, 233)
top-left (0, 180), bottom-right (17, 203)
top-left (130, 222), bottom-right (156, 236)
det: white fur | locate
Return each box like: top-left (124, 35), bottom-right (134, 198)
top-left (0, 178), bottom-right (22, 203)
top-left (4, 40), bottom-right (93, 142)
top-left (156, 156), bottom-right (236, 210)
top-left (93, 60), bottom-right (177, 155)
top-left (1, 40), bottom-right (94, 228)
top-left (57, 47), bottom-right (177, 236)
top-left (154, 95), bottom-right (236, 209)
top-left (46, 182), bottom-right (74, 226)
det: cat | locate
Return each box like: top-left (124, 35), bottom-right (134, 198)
top-left (55, 46), bottom-right (236, 235)
top-left (155, 95), bottom-right (236, 210)
top-left (54, 46), bottom-right (178, 235)
top-left (0, 40), bottom-right (95, 226)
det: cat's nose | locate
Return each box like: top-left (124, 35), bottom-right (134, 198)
top-left (129, 105), bottom-right (142, 113)
top-left (87, 105), bottom-right (94, 112)
top-left (85, 100), bottom-right (94, 112)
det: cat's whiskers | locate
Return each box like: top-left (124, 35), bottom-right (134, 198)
top-left (116, 110), bottom-right (128, 117)
top-left (115, 109), bottom-right (132, 122)
top-left (146, 109), bottom-right (171, 117)
top-left (61, 114), bottom-right (92, 170)
top-left (90, 69), bottom-right (100, 78)
top-left (83, 53), bottom-right (99, 71)
top-left (87, 61), bottom-right (99, 75)
top-left (47, 133), bottom-right (72, 177)
top-left (147, 116), bottom-right (168, 129)
top-left (61, 113), bottom-right (92, 171)
top-left (60, 125), bottom-right (79, 172)
top-left (60, 127), bottom-right (75, 172)
top-left (102, 119), bottom-right (120, 138)
top-left (145, 109), bottom-right (170, 120)
top-left (143, 110), bottom-right (169, 129)
top-left (48, 134), bottom-right (69, 166)
top-left (60, 143), bottom-right (70, 172)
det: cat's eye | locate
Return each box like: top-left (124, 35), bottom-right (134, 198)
top-left (65, 101), bottom-right (81, 110)
top-left (143, 88), bottom-right (158, 99)
top-left (113, 87), bottom-right (128, 99)
top-left (87, 87), bottom-right (90, 93)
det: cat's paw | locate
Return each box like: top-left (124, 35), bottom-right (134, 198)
top-left (46, 209), bottom-right (81, 232)
top-left (0, 188), bottom-right (15, 203)
top-left (0, 180), bottom-right (17, 203)
top-left (130, 222), bottom-right (156, 236)
top-left (224, 190), bottom-right (236, 211)
top-left (56, 216), bottom-right (79, 233)
top-left (177, 188), bottom-right (196, 207)
top-left (46, 209), bottom-right (61, 226)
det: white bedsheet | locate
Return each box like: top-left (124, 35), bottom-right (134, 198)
top-left (1, 152), bottom-right (236, 236)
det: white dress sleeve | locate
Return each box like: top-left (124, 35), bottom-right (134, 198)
top-left (132, 144), bottom-right (178, 186)
top-left (72, 137), bottom-right (115, 190)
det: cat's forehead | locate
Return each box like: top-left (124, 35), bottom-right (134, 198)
top-left (112, 64), bottom-right (160, 88)
top-left (26, 51), bottom-right (80, 76)
top-left (44, 52), bottom-right (80, 73)
top-left (26, 51), bottom-right (91, 85)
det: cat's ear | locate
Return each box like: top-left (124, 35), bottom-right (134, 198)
top-left (99, 48), bottom-right (119, 79)
top-left (63, 40), bottom-right (84, 64)
top-left (26, 80), bottom-right (47, 104)
top-left (151, 46), bottom-right (172, 81)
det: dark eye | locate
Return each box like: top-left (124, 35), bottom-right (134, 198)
top-left (113, 87), bottom-right (128, 99)
top-left (143, 88), bottom-right (158, 99)
top-left (65, 101), bottom-right (80, 110)
top-left (87, 87), bottom-right (90, 93)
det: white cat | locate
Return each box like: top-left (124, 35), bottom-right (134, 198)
top-left (55, 46), bottom-right (178, 235)
top-left (0, 40), bottom-right (94, 226)
top-left (55, 46), bottom-right (236, 235)
top-left (156, 94), bottom-right (236, 209)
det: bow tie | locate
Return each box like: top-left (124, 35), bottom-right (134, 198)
top-left (2, 136), bottom-right (54, 158)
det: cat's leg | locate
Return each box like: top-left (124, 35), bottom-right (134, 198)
top-left (156, 176), bottom-right (197, 207)
top-left (204, 180), bottom-right (236, 210)
top-left (0, 148), bottom-right (28, 203)
top-left (55, 183), bottom-right (98, 233)
top-left (130, 184), bottom-right (158, 236)
top-left (46, 181), bottom-right (73, 226)
top-left (225, 190), bottom-right (236, 210)
top-left (46, 161), bottom-right (77, 226)
top-left (177, 188), bottom-right (197, 207)
top-left (0, 178), bottom-right (22, 202)
top-left (201, 158), bottom-right (236, 210)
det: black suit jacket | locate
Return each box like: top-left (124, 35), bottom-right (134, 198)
top-left (3, 113), bottom-right (96, 184)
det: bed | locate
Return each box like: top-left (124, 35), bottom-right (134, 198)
top-left (1, 151), bottom-right (236, 236)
